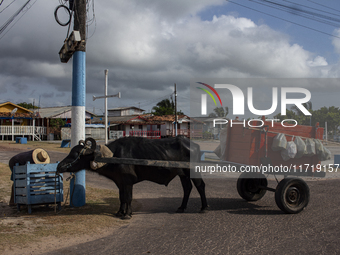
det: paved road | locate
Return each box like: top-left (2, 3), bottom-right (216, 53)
top-left (2, 146), bottom-right (340, 254)
top-left (45, 176), bottom-right (340, 255)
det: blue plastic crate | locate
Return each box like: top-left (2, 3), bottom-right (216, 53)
top-left (15, 137), bottom-right (27, 144)
top-left (60, 139), bottom-right (71, 148)
top-left (13, 163), bottom-right (63, 214)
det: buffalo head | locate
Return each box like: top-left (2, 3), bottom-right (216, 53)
top-left (57, 137), bottom-right (97, 173)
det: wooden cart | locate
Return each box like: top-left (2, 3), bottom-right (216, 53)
top-left (96, 120), bottom-right (326, 214)
top-left (220, 117), bottom-right (325, 214)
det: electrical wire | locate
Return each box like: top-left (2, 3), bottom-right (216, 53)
top-left (54, 5), bottom-right (72, 26)
top-left (66, 0), bottom-right (76, 39)
top-left (249, 0), bottom-right (340, 27)
top-left (0, 0), bottom-right (16, 14)
top-left (283, 0), bottom-right (340, 17)
top-left (226, 0), bottom-right (340, 39)
top-left (137, 93), bottom-right (175, 108)
top-left (86, 0), bottom-right (96, 40)
top-left (307, 0), bottom-right (340, 14)
top-left (0, 0), bottom-right (32, 35)
top-left (115, 92), bottom-right (174, 110)
top-left (0, 0), bottom-right (38, 41)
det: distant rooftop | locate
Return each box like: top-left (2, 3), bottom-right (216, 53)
top-left (108, 106), bottom-right (145, 111)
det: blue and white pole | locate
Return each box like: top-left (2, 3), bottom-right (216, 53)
top-left (70, 51), bottom-right (86, 207)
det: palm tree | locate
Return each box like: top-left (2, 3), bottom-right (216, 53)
top-left (209, 107), bottom-right (229, 118)
top-left (152, 98), bottom-right (184, 116)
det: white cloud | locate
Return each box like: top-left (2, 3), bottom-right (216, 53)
top-left (0, 0), bottom-right (335, 112)
top-left (332, 28), bottom-right (340, 54)
top-left (307, 56), bottom-right (328, 67)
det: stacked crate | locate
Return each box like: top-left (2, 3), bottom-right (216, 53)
top-left (13, 162), bottom-right (63, 214)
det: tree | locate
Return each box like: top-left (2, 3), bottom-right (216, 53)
top-left (274, 105), bottom-right (340, 136)
top-left (312, 106), bottom-right (340, 134)
top-left (50, 118), bottom-right (66, 128)
top-left (152, 98), bottom-right (183, 116)
top-left (208, 107), bottom-right (229, 118)
top-left (17, 102), bottom-right (39, 110)
top-left (275, 102), bottom-right (313, 126)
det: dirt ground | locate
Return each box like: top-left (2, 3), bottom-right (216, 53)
top-left (0, 141), bottom-right (126, 255)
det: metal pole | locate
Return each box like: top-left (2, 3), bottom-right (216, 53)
top-left (11, 117), bottom-right (14, 141)
top-left (93, 75), bottom-right (120, 142)
top-left (70, 0), bottom-right (86, 207)
top-left (105, 69), bottom-right (108, 144)
top-left (32, 118), bottom-right (35, 141)
top-left (175, 83), bottom-right (177, 136)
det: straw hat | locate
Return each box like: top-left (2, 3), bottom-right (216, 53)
top-left (32, 148), bottom-right (50, 164)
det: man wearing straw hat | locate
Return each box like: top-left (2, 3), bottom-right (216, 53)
top-left (8, 148), bottom-right (51, 206)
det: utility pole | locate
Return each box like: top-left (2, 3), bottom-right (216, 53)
top-left (104, 69), bottom-right (108, 144)
top-left (93, 70), bottom-right (121, 144)
top-left (174, 83), bottom-right (177, 136)
top-left (70, 0), bottom-right (87, 207)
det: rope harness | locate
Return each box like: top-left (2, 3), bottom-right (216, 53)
top-left (54, 172), bottom-right (76, 213)
top-left (62, 145), bottom-right (89, 170)
top-left (53, 143), bottom-right (90, 213)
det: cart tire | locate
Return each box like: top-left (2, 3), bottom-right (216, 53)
top-left (237, 172), bottom-right (268, 201)
top-left (275, 178), bottom-right (310, 214)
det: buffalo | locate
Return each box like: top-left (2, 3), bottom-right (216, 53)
top-left (57, 136), bottom-right (208, 219)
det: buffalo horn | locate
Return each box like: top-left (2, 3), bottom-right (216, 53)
top-left (78, 140), bottom-right (85, 146)
top-left (83, 137), bottom-right (97, 154)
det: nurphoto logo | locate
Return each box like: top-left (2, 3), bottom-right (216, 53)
top-left (197, 82), bottom-right (311, 117)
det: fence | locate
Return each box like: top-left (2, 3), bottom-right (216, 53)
top-left (61, 127), bottom-right (106, 140)
top-left (109, 131), bottom-right (125, 140)
top-left (167, 129), bottom-right (203, 138)
top-left (129, 131), bottom-right (161, 139)
top-left (0, 126), bottom-right (47, 141)
top-left (60, 128), bottom-right (201, 140)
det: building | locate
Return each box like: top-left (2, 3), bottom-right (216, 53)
top-left (92, 114), bottom-right (203, 139)
top-left (108, 107), bottom-right (145, 117)
top-left (0, 103), bottom-right (97, 141)
top-left (0, 102), bottom-right (45, 141)
top-left (32, 106), bottom-right (95, 140)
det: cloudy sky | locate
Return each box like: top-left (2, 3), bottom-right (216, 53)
top-left (0, 0), bottom-right (340, 116)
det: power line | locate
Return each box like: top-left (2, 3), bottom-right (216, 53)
top-left (307, 0), bottom-right (340, 14)
top-left (283, 0), bottom-right (340, 17)
top-left (0, 0), bottom-right (16, 14)
top-left (226, 0), bottom-right (340, 39)
top-left (137, 93), bottom-right (174, 108)
top-left (249, 0), bottom-right (340, 27)
top-left (0, 0), bottom-right (38, 40)
top-left (114, 92), bottom-right (174, 110)
top-left (86, 0), bottom-right (96, 39)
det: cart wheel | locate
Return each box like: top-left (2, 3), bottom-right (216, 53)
top-left (237, 172), bottom-right (268, 201)
top-left (275, 178), bottom-right (310, 214)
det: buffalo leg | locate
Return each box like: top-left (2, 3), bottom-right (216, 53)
top-left (116, 187), bottom-right (126, 217)
top-left (124, 184), bottom-right (133, 219)
top-left (192, 178), bottom-right (208, 212)
top-left (116, 184), bottom-right (133, 219)
top-left (177, 175), bottom-right (193, 213)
